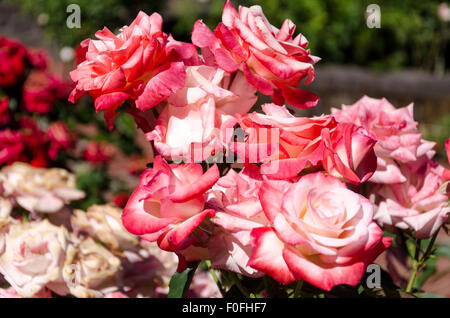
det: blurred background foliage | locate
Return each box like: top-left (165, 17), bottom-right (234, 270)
top-left (8, 0), bottom-right (449, 73)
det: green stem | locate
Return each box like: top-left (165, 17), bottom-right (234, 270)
top-left (421, 231), bottom-right (439, 263)
top-left (405, 229), bottom-right (440, 293)
top-left (205, 260), bottom-right (225, 297)
top-left (293, 280), bottom-right (304, 298)
top-left (231, 273), bottom-right (250, 298)
top-left (406, 263), bottom-right (418, 293)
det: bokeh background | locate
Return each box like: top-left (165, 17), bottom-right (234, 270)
top-left (0, 0), bottom-right (449, 296)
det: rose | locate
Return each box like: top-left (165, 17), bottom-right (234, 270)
top-left (231, 103), bottom-right (337, 179)
top-left (206, 164), bottom-right (266, 277)
top-left (121, 241), bottom-right (179, 297)
top-left (47, 122), bottom-right (73, 161)
top-left (63, 237), bottom-right (121, 298)
top-left (122, 156), bottom-right (219, 252)
top-left (322, 123), bottom-right (377, 185)
top-left (83, 141), bottom-right (115, 163)
top-left (0, 162), bottom-right (85, 214)
top-left (69, 11), bottom-right (199, 130)
top-left (192, 1), bottom-right (319, 109)
top-left (0, 197), bottom-right (12, 220)
top-left (0, 130), bottom-right (23, 166)
top-left (17, 117), bottom-right (48, 167)
top-left (23, 72), bottom-right (72, 114)
top-left (0, 97), bottom-right (9, 126)
top-left (146, 65), bottom-right (257, 162)
top-left (71, 204), bottom-right (139, 256)
top-left (0, 37), bottom-right (29, 87)
top-left (250, 172), bottom-right (391, 290)
top-left (0, 220), bottom-right (69, 297)
top-left (373, 161), bottom-right (450, 239)
top-left (331, 96), bottom-right (436, 184)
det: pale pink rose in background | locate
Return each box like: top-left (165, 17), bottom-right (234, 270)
top-left (71, 204), bottom-right (139, 256)
top-left (251, 172), bottom-right (391, 290)
top-left (0, 162), bottom-right (85, 214)
top-left (121, 240), bottom-right (179, 297)
top-left (122, 156), bottom-right (219, 252)
top-left (69, 11), bottom-right (200, 129)
top-left (206, 165), bottom-right (265, 277)
top-left (0, 286), bottom-right (52, 298)
top-left (0, 220), bottom-right (69, 297)
top-left (63, 237), bottom-right (121, 298)
top-left (322, 123), bottom-right (377, 185)
top-left (331, 96), bottom-right (436, 184)
top-left (0, 197), bottom-right (12, 220)
top-left (231, 103), bottom-right (337, 179)
top-left (147, 65), bottom-right (257, 162)
top-left (192, 0), bottom-right (319, 109)
top-left (373, 161), bottom-right (450, 239)
top-left (187, 271), bottom-right (222, 298)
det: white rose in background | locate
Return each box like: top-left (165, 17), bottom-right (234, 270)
top-left (63, 237), bottom-right (121, 298)
top-left (71, 204), bottom-right (139, 256)
top-left (0, 163), bottom-right (85, 214)
top-left (0, 220), bottom-right (69, 297)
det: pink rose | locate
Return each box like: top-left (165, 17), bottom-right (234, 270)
top-left (250, 172), bottom-right (391, 290)
top-left (69, 11), bottom-right (199, 129)
top-left (192, 1), bottom-right (319, 109)
top-left (122, 156), bottom-right (219, 252)
top-left (231, 103), bottom-right (337, 179)
top-left (374, 161), bottom-right (450, 239)
top-left (147, 65), bottom-right (256, 162)
top-left (206, 165), bottom-right (266, 277)
top-left (322, 123), bottom-right (377, 185)
top-left (332, 96), bottom-right (436, 184)
top-left (0, 220), bottom-right (69, 297)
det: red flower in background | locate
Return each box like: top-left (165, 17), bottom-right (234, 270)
top-left (0, 129), bottom-right (24, 165)
top-left (83, 141), bottom-right (115, 163)
top-left (0, 37), bottom-right (29, 87)
top-left (23, 71), bottom-right (72, 114)
top-left (112, 193), bottom-right (130, 208)
top-left (0, 97), bottom-right (10, 126)
top-left (19, 117), bottom-right (49, 167)
top-left (47, 122), bottom-right (74, 160)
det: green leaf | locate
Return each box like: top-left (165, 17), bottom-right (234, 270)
top-left (168, 263), bottom-right (199, 298)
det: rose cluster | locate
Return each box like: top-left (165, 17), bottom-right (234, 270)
top-left (0, 37), bottom-right (75, 168)
top-left (0, 163), bottom-right (220, 298)
top-left (47, 0), bottom-right (450, 295)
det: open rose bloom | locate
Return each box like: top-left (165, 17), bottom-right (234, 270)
top-left (1, 1), bottom-right (449, 299)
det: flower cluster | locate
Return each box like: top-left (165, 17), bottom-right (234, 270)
top-left (0, 37), bottom-right (75, 168)
top-left (4, 1), bottom-right (448, 297)
top-left (0, 163), bottom-right (220, 298)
